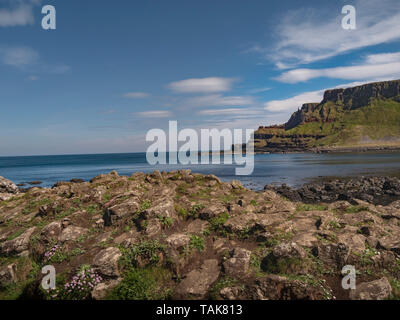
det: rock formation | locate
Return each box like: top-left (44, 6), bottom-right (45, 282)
top-left (0, 170), bottom-right (399, 300)
top-left (254, 79), bottom-right (400, 152)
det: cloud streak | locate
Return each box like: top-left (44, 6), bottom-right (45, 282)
top-left (257, 0), bottom-right (400, 68)
top-left (123, 92), bottom-right (149, 99)
top-left (135, 110), bottom-right (172, 118)
top-left (276, 51), bottom-right (400, 83)
top-left (0, 1), bottom-right (39, 27)
top-left (168, 77), bottom-right (236, 93)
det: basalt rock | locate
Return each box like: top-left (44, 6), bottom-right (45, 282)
top-left (0, 171), bottom-right (400, 300)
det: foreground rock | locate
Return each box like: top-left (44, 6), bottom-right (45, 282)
top-left (349, 278), bottom-right (392, 300)
top-left (0, 176), bottom-right (19, 201)
top-left (0, 170), bottom-right (399, 300)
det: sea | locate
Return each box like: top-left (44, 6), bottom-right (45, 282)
top-left (1, 152), bottom-right (400, 190)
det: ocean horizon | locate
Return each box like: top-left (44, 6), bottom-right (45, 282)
top-left (2, 151), bottom-right (400, 190)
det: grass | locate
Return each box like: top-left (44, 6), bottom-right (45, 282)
top-left (209, 213), bottom-right (230, 231)
top-left (55, 207), bottom-right (78, 220)
top-left (296, 204), bottom-right (328, 212)
top-left (22, 198), bottom-right (52, 214)
top-left (0, 258), bottom-right (40, 300)
top-left (189, 235), bottom-right (205, 252)
top-left (209, 277), bottom-right (238, 300)
top-left (6, 229), bottom-right (25, 241)
top-left (119, 240), bottom-right (166, 269)
top-left (157, 215), bottom-right (173, 228)
top-left (188, 204), bottom-right (205, 219)
top-left (344, 205), bottom-right (369, 214)
top-left (108, 266), bottom-right (172, 300)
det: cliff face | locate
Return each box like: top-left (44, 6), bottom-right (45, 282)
top-left (322, 79), bottom-right (400, 109)
top-left (254, 79), bottom-right (400, 152)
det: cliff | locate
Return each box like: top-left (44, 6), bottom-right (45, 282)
top-left (254, 79), bottom-right (400, 152)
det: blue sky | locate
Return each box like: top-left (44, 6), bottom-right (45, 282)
top-left (1, 0), bottom-right (400, 155)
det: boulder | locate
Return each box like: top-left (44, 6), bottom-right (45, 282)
top-left (198, 204), bottom-right (226, 220)
top-left (58, 226), bottom-right (88, 243)
top-left (0, 176), bottom-right (19, 194)
top-left (223, 248), bottom-right (251, 278)
top-left (349, 278), bottom-right (392, 300)
top-left (104, 198), bottom-right (140, 226)
top-left (249, 275), bottom-right (325, 300)
top-left (91, 278), bottom-right (121, 300)
top-left (1, 227), bottom-right (36, 255)
top-left (186, 220), bottom-right (210, 234)
top-left (175, 259), bottom-right (220, 299)
top-left (41, 222), bottom-right (62, 242)
top-left (166, 234), bottom-right (191, 252)
top-left (0, 264), bottom-right (17, 287)
top-left (272, 242), bottom-right (307, 259)
top-left (93, 247), bottom-right (122, 278)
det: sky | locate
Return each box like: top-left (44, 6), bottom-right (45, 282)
top-left (2, 0), bottom-right (400, 156)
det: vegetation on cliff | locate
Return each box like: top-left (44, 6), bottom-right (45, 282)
top-left (255, 80), bottom-right (400, 152)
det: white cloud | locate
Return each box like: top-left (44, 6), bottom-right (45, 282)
top-left (264, 90), bottom-right (324, 112)
top-left (168, 77), bottom-right (236, 93)
top-left (198, 108), bottom-right (261, 116)
top-left (249, 87), bottom-right (271, 94)
top-left (123, 92), bottom-right (149, 98)
top-left (135, 110), bottom-right (172, 118)
top-left (262, 0), bottom-right (400, 67)
top-left (276, 51), bottom-right (400, 83)
top-left (0, 3), bottom-right (35, 27)
top-left (0, 46), bottom-right (38, 67)
top-left (184, 94), bottom-right (254, 108)
top-left (264, 78), bottom-right (395, 112)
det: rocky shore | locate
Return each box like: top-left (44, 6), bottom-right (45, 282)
top-left (0, 172), bottom-right (399, 300)
top-left (266, 176), bottom-right (400, 205)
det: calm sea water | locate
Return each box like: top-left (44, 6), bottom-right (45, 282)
top-left (1, 152), bottom-right (400, 190)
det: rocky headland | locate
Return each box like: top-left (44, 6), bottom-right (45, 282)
top-left (0, 171), bottom-right (399, 300)
top-left (254, 79), bottom-right (400, 153)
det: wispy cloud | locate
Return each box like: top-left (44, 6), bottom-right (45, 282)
top-left (0, 1), bottom-right (36, 27)
top-left (0, 45), bottom-right (70, 73)
top-left (168, 77), bottom-right (236, 93)
top-left (184, 94), bottom-right (255, 108)
top-left (276, 51), bottom-right (400, 83)
top-left (123, 92), bottom-right (149, 98)
top-left (135, 110), bottom-right (172, 118)
top-left (0, 46), bottom-right (38, 67)
top-left (255, 0), bottom-right (400, 68)
top-left (198, 108), bottom-right (261, 116)
top-left (248, 87), bottom-right (271, 94)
